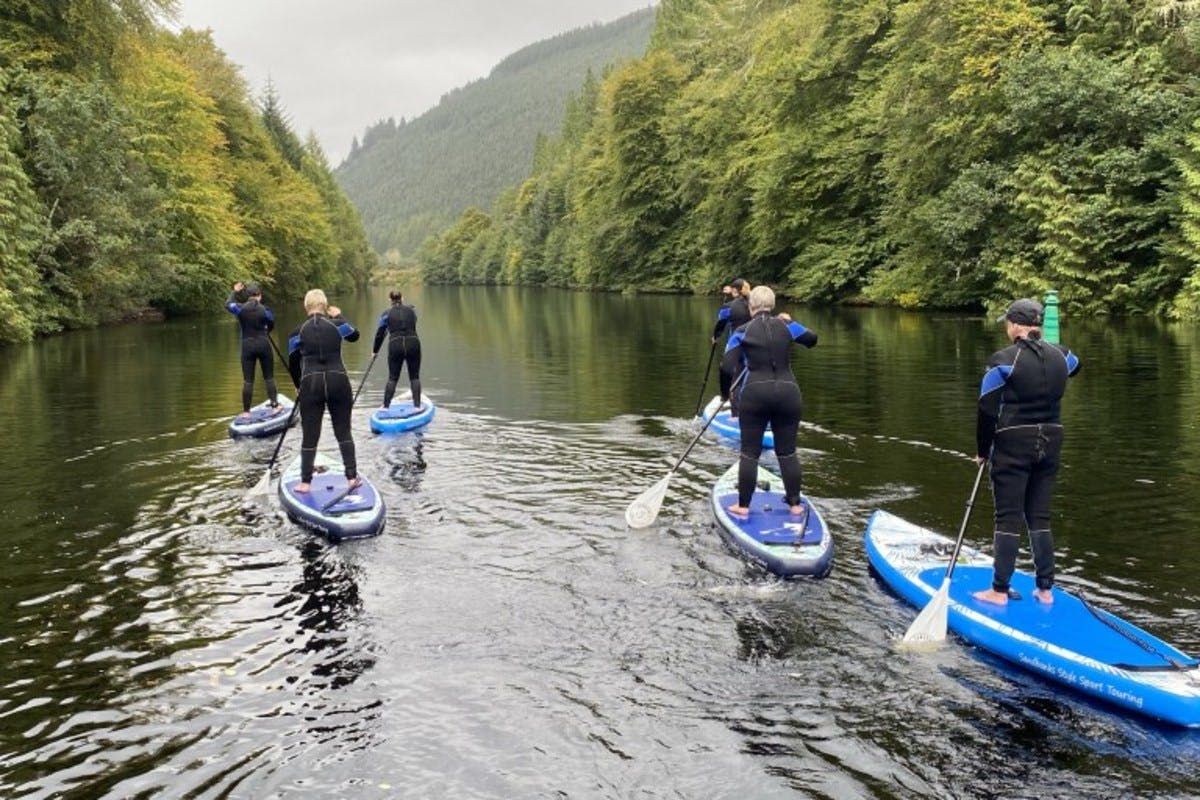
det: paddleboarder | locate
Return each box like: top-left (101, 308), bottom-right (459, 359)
top-left (372, 289), bottom-right (422, 412)
top-left (720, 285), bottom-right (818, 518)
top-left (225, 281), bottom-right (281, 420)
top-left (973, 298), bottom-right (1081, 606)
top-left (286, 289), bottom-right (362, 494)
top-left (712, 278), bottom-right (752, 417)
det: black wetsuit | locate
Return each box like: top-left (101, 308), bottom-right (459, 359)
top-left (287, 314), bottom-right (361, 483)
top-left (720, 312), bottom-right (819, 507)
top-left (977, 334), bottom-right (1081, 593)
top-left (372, 302), bottom-right (421, 409)
top-left (713, 295), bottom-right (751, 412)
top-left (226, 291), bottom-right (278, 411)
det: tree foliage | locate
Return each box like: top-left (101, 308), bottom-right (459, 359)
top-left (0, 6), bottom-right (375, 343)
top-left (422, 0), bottom-right (1200, 318)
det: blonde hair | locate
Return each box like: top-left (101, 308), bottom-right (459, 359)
top-left (304, 289), bottom-right (328, 314)
top-left (749, 285), bottom-right (775, 315)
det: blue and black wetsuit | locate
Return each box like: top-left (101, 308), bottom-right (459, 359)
top-left (226, 291), bottom-right (278, 412)
top-left (721, 312), bottom-right (819, 507)
top-left (372, 302), bottom-right (421, 408)
top-left (977, 334), bottom-right (1081, 594)
top-left (713, 295), bottom-right (751, 408)
top-left (287, 313), bottom-right (361, 484)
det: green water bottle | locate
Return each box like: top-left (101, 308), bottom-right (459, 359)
top-left (1043, 290), bottom-right (1060, 344)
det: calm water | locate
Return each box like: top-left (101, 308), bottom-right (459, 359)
top-left (0, 286), bottom-right (1198, 799)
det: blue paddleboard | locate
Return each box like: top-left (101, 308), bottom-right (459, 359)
top-left (278, 452), bottom-right (385, 542)
top-left (711, 462), bottom-right (833, 577)
top-left (370, 392), bottom-right (435, 434)
top-left (229, 394), bottom-right (295, 439)
top-left (698, 395), bottom-right (774, 449)
top-left (865, 509), bottom-right (1200, 728)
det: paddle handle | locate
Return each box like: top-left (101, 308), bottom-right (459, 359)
top-left (943, 460), bottom-right (988, 581)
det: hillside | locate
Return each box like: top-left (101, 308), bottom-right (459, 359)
top-left (335, 7), bottom-right (656, 258)
top-left (421, 0), bottom-right (1200, 319)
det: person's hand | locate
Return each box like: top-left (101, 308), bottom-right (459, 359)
top-left (777, 312), bottom-right (792, 322)
top-left (711, 336), bottom-right (718, 345)
top-left (974, 455), bottom-right (987, 466)
top-left (328, 305), bottom-right (341, 317)
top-left (233, 281), bottom-right (244, 292)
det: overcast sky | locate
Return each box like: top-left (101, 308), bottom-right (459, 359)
top-left (171, 1), bottom-right (655, 165)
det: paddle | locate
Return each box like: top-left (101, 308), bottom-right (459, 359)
top-left (693, 340), bottom-right (719, 417)
top-left (248, 396), bottom-right (300, 496)
top-left (352, 349), bottom-right (380, 408)
top-left (626, 368), bottom-right (746, 529)
top-left (900, 460), bottom-right (988, 646)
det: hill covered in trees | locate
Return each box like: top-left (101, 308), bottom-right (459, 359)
top-left (0, 0), bottom-right (375, 344)
top-left (334, 7), bottom-right (656, 259)
top-left (422, 0), bottom-right (1200, 319)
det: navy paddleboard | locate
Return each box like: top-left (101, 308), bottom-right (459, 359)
top-left (698, 395), bottom-right (774, 449)
top-left (229, 394), bottom-right (295, 439)
top-left (278, 452), bottom-right (385, 542)
top-left (865, 509), bottom-right (1200, 728)
top-left (711, 462), bottom-right (833, 577)
top-left (370, 392), bottom-right (435, 434)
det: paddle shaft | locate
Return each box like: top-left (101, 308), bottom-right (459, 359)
top-left (672, 367), bottom-right (747, 473)
top-left (352, 350), bottom-right (380, 408)
top-left (258, 396), bottom-right (301, 484)
top-left (693, 340), bottom-right (719, 417)
top-left (942, 460), bottom-right (988, 582)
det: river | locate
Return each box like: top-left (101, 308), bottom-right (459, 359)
top-left (0, 285), bottom-right (1197, 798)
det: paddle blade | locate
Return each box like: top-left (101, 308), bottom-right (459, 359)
top-left (626, 474), bottom-right (672, 529)
top-left (247, 467), bottom-right (273, 497)
top-left (898, 577), bottom-right (951, 648)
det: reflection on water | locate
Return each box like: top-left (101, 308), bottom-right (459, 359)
top-left (0, 286), bottom-right (1197, 797)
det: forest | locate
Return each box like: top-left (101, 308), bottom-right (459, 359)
top-left (335, 8), bottom-right (656, 260)
top-left (421, 0), bottom-right (1200, 318)
top-left (0, 0), bottom-right (375, 344)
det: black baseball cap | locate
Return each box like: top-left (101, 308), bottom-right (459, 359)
top-left (997, 298), bottom-right (1043, 325)
top-left (244, 283), bottom-right (262, 296)
top-left (730, 278), bottom-right (746, 291)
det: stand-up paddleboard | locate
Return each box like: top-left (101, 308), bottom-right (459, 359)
top-left (698, 395), bottom-right (774, 449)
top-left (278, 452), bottom-right (385, 542)
top-left (711, 462), bottom-right (833, 577)
top-left (370, 392), bottom-right (435, 434)
top-left (865, 509), bottom-right (1200, 728)
top-left (229, 395), bottom-right (295, 439)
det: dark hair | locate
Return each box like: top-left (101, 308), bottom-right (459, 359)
top-left (389, 290), bottom-right (403, 304)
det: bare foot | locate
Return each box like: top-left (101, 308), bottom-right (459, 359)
top-left (1033, 588), bottom-right (1054, 604)
top-left (973, 588), bottom-right (1009, 606)
top-left (346, 477), bottom-right (363, 491)
top-left (237, 412), bottom-right (251, 421)
top-left (295, 482), bottom-right (311, 493)
top-left (269, 404), bottom-right (284, 416)
top-left (789, 503), bottom-right (805, 516)
top-left (727, 504), bottom-right (750, 518)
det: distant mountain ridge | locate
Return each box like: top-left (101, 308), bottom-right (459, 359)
top-left (335, 7), bottom-right (656, 258)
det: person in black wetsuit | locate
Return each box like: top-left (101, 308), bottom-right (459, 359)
top-left (973, 298), bottom-right (1081, 607)
top-left (719, 285), bottom-right (818, 517)
top-left (712, 278), bottom-right (752, 417)
top-left (225, 281), bottom-right (280, 419)
top-left (286, 289), bottom-right (361, 493)
top-left (372, 289), bottom-right (422, 410)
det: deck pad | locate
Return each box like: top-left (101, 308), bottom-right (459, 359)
top-left (281, 477), bottom-right (378, 515)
